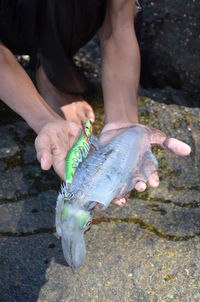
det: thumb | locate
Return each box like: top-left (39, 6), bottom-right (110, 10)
top-left (35, 133), bottom-right (53, 170)
top-left (163, 138), bottom-right (191, 156)
top-left (151, 128), bottom-right (191, 156)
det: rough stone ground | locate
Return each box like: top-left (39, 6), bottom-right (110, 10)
top-left (140, 0), bottom-right (200, 107)
top-left (0, 91), bottom-right (199, 302)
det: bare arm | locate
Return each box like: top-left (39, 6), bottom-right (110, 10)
top-left (0, 44), bottom-right (61, 133)
top-left (0, 44), bottom-right (80, 179)
top-left (99, 1), bottom-right (191, 201)
top-left (99, 0), bottom-right (139, 124)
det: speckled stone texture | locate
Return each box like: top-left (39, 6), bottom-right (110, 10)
top-left (140, 0), bottom-right (200, 107)
top-left (0, 96), bottom-right (199, 302)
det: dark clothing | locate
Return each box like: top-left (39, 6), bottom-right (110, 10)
top-left (39, 0), bottom-right (106, 94)
top-left (0, 0), bottom-right (107, 94)
top-left (0, 0), bottom-right (142, 94)
top-left (0, 0), bottom-right (41, 53)
top-left (0, 0), bottom-right (106, 54)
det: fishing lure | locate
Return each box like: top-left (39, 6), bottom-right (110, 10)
top-left (65, 119), bottom-right (93, 184)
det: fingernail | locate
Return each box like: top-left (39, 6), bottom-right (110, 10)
top-left (41, 157), bottom-right (45, 168)
top-left (141, 182), bottom-right (146, 189)
top-left (89, 117), bottom-right (94, 123)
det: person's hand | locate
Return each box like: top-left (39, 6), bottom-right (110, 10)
top-left (99, 122), bottom-right (191, 207)
top-left (35, 120), bottom-right (81, 180)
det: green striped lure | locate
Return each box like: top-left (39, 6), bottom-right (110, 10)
top-left (65, 119), bottom-right (93, 185)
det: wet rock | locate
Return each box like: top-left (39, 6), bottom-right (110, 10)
top-left (138, 97), bottom-right (200, 186)
top-left (0, 170), bottom-right (32, 200)
top-left (37, 223), bottom-right (200, 302)
top-left (74, 34), bottom-right (101, 83)
top-left (1, 215), bottom-right (200, 301)
top-left (140, 0), bottom-right (200, 107)
top-left (0, 98), bottom-right (199, 301)
top-left (0, 234), bottom-right (60, 302)
top-left (0, 190), bottom-right (57, 234)
top-left (0, 125), bottom-right (20, 159)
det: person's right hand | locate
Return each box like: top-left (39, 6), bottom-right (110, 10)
top-left (35, 120), bottom-right (81, 180)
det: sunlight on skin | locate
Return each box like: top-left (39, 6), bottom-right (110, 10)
top-left (36, 66), bottom-right (95, 126)
top-left (60, 101), bottom-right (94, 126)
top-left (100, 123), bottom-right (191, 207)
top-left (35, 120), bottom-right (191, 209)
top-left (35, 120), bottom-right (81, 180)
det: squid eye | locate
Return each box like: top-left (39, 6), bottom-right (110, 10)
top-left (77, 211), bottom-right (91, 230)
top-left (84, 219), bottom-right (91, 229)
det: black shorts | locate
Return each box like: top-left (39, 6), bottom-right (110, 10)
top-left (0, 0), bottom-right (142, 94)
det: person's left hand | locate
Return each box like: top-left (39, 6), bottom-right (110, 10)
top-left (99, 122), bottom-right (191, 207)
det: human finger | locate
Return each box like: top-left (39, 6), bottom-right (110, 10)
top-left (51, 139), bottom-right (69, 181)
top-left (151, 128), bottom-right (191, 156)
top-left (77, 110), bottom-right (88, 125)
top-left (132, 171), bottom-right (147, 192)
top-left (82, 101), bottom-right (95, 123)
top-left (53, 157), bottom-right (66, 181)
top-left (140, 150), bottom-right (159, 180)
top-left (35, 133), bottom-right (53, 170)
top-left (148, 171), bottom-right (159, 188)
top-left (163, 138), bottom-right (191, 156)
top-left (53, 122), bottom-right (82, 180)
top-left (135, 181), bottom-right (147, 192)
top-left (112, 198), bottom-right (127, 207)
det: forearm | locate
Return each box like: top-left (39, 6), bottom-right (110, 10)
top-left (0, 44), bottom-right (61, 133)
top-left (100, 0), bottom-right (140, 124)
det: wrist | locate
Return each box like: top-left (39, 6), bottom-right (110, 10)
top-left (105, 113), bottom-right (139, 125)
top-left (24, 95), bottom-right (62, 134)
top-left (104, 95), bottom-right (139, 125)
top-left (101, 121), bottom-right (138, 135)
top-left (27, 114), bottom-right (61, 134)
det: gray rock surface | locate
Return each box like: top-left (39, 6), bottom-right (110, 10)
top-left (0, 97), bottom-right (199, 301)
top-left (140, 0), bottom-right (200, 107)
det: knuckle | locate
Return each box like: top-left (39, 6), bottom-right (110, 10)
top-left (34, 136), bottom-right (40, 147)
